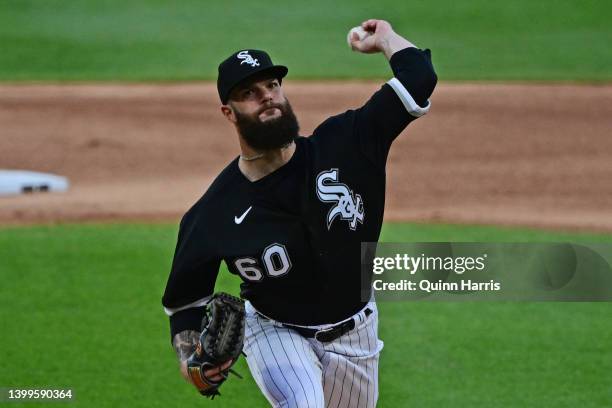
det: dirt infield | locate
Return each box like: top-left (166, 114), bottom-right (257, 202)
top-left (1, 82), bottom-right (611, 231)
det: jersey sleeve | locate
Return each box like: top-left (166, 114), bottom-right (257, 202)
top-left (353, 47), bottom-right (437, 167)
top-left (161, 208), bottom-right (221, 341)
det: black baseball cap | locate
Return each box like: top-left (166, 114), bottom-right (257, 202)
top-left (217, 49), bottom-right (288, 104)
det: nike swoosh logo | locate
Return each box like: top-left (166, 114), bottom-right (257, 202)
top-left (234, 206), bottom-right (252, 224)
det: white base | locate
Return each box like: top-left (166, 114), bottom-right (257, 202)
top-left (0, 170), bottom-right (70, 196)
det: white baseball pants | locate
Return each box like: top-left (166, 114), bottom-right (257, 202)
top-left (244, 301), bottom-right (384, 408)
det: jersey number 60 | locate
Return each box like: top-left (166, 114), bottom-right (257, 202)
top-left (233, 243), bottom-right (292, 282)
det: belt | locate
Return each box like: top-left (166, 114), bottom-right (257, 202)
top-left (280, 308), bottom-right (372, 343)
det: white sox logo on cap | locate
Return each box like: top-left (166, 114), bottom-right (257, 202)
top-left (237, 51), bottom-right (260, 67)
top-left (218, 49), bottom-right (287, 103)
top-left (316, 168), bottom-right (365, 230)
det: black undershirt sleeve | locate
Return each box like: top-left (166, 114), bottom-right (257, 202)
top-left (168, 306), bottom-right (206, 342)
top-left (390, 47), bottom-right (437, 108)
top-left (353, 47), bottom-right (438, 168)
top-left (162, 209), bottom-right (221, 341)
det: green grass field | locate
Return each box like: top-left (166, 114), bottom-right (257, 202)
top-left (1, 0), bottom-right (610, 81)
top-left (1, 223), bottom-right (611, 407)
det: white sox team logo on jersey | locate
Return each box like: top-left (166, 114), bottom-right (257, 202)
top-left (237, 51), bottom-right (260, 67)
top-left (316, 169), bottom-right (365, 230)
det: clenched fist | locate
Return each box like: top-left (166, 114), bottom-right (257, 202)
top-left (348, 19), bottom-right (417, 59)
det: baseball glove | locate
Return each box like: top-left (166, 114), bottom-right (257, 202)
top-left (186, 292), bottom-right (245, 398)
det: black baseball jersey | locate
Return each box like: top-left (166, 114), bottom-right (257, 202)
top-left (163, 47), bottom-right (437, 338)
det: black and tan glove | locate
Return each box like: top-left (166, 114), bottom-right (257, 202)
top-left (186, 292), bottom-right (245, 398)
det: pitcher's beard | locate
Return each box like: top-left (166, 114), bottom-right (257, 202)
top-left (234, 100), bottom-right (300, 151)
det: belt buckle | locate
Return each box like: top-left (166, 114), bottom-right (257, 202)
top-left (314, 326), bottom-right (337, 342)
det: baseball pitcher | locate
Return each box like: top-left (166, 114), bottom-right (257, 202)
top-left (162, 19), bottom-right (437, 407)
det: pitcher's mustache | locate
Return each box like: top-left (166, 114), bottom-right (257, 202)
top-left (257, 103), bottom-right (284, 115)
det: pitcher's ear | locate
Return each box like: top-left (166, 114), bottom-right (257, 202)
top-left (221, 105), bottom-right (237, 123)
